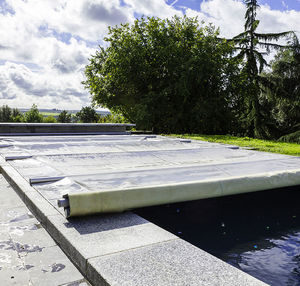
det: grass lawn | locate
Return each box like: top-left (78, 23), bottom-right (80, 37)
top-left (169, 134), bottom-right (300, 156)
top-left (40, 112), bottom-right (60, 117)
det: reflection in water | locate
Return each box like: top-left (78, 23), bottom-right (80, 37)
top-left (135, 186), bottom-right (300, 286)
top-left (226, 232), bottom-right (300, 285)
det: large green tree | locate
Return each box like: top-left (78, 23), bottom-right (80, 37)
top-left (0, 105), bottom-right (12, 122)
top-left (0, 105), bottom-right (24, 122)
top-left (24, 104), bottom-right (43, 123)
top-left (231, 0), bottom-right (297, 138)
top-left (58, 110), bottom-right (72, 123)
top-left (83, 16), bottom-right (241, 133)
top-left (263, 47), bottom-right (300, 142)
top-left (76, 106), bottom-right (98, 123)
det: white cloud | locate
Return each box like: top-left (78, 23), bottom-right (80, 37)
top-left (0, 0), bottom-right (182, 109)
top-left (3, 0), bottom-right (134, 42)
top-left (123, 0), bottom-right (182, 18)
top-left (186, 0), bottom-right (300, 39)
top-left (258, 6), bottom-right (300, 37)
top-left (0, 62), bottom-right (90, 109)
top-left (186, 0), bottom-right (245, 38)
top-left (82, 0), bottom-right (129, 24)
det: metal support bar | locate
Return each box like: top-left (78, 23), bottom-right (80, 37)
top-left (179, 139), bottom-right (191, 143)
top-left (227, 146), bottom-right (239, 150)
top-left (140, 135), bottom-right (157, 141)
top-left (5, 155), bottom-right (32, 161)
top-left (29, 176), bottom-right (65, 185)
top-left (144, 135), bottom-right (156, 139)
top-left (0, 144), bottom-right (13, 148)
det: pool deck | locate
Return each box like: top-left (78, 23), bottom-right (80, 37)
top-left (0, 133), bottom-right (271, 284)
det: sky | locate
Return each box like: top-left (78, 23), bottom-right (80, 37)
top-left (0, 0), bottom-right (299, 110)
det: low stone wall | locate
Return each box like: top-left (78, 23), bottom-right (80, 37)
top-left (0, 123), bottom-right (135, 135)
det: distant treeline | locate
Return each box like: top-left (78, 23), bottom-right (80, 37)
top-left (0, 104), bottom-right (127, 124)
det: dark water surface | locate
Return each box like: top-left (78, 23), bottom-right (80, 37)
top-left (135, 186), bottom-right (300, 286)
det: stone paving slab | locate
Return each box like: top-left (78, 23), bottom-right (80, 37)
top-left (87, 239), bottom-right (267, 286)
top-left (0, 205), bottom-right (34, 224)
top-left (0, 175), bottom-right (24, 208)
top-left (46, 213), bottom-right (177, 272)
top-left (24, 246), bottom-right (84, 286)
top-left (0, 174), bottom-right (90, 286)
top-left (1, 164), bottom-right (61, 221)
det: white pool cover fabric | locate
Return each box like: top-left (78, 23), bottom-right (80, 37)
top-left (1, 134), bottom-right (299, 217)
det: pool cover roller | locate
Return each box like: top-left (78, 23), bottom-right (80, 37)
top-left (59, 169), bottom-right (300, 217)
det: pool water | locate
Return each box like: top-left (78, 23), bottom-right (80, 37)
top-left (135, 186), bottom-right (300, 286)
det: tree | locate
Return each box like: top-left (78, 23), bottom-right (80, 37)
top-left (43, 115), bottom-right (57, 123)
top-left (25, 104), bottom-right (43, 123)
top-left (231, 0), bottom-right (297, 138)
top-left (0, 105), bottom-right (25, 122)
top-left (71, 114), bottom-right (79, 123)
top-left (11, 108), bottom-right (24, 122)
top-left (76, 106), bottom-right (98, 123)
top-left (12, 108), bottom-right (21, 118)
top-left (58, 110), bottom-right (72, 123)
top-left (263, 47), bottom-right (300, 142)
top-left (83, 16), bottom-right (241, 133)
top-left (0, 105), bottom-right (12, 122)
top-left (98, 112), bottom-right (126, 123)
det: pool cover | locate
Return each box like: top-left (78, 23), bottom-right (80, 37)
top-left (1, 134), bottom-right (299, 217)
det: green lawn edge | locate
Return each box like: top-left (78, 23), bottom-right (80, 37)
top-left (167, 134), bottom-right (300, 156)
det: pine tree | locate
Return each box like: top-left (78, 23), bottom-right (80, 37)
top-left (232, 0), bottom-right (298, 138)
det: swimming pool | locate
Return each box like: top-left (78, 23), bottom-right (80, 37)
top-left (135, 186), bottom-right (300, 286)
